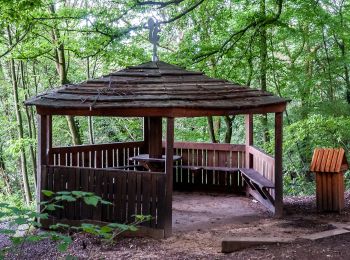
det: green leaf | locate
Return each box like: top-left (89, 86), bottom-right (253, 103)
top-left (71, 191), bottom-right (84, 198)
top-left (56, 195), bottom-right (76, 202)
top-left (49, 233), bottom-right (72, 252)
top-left (42, 190), bottom-right (55, 197)
top-left (49, 223), bottom-right (70, 230)
top-left (26, 235), bottom-right (43, 242)
top-left (14, 217), bottom-right (28, 225)
top-left (10, 237), bottom-right (24, 245)
top-left (56, 191), bottom-right (71, 195)
top-left (28, 212), bottom-right (48, 219)
top-left (100, 226), bottom-right (113, 233)
top-left (134, 214), bottom-right (152, 222)
top-left (0, 212), bottom-right (8, 218)
top-left (128, 225), bottom-right (138, 232)
top-left (0, 203), bottom-right (10, 208)
top-left (46, 204), bottom-right (57, 211)
top-left (107, 223), bottom-right (120, 228)
top-left (83, 196), bottom-right (99, 207)
top-left (80, 223), bottom-right (100, 235)
top-left (0, 229), bottom-right (15, 235)
top-left (57, 242), bottom-right (70, 252)
top-left (100, 200), bottom-right (113, 205)
top-left (112, 223), bottom-right (129, 231)
top-left (32, 222), bottom-right (42, 228)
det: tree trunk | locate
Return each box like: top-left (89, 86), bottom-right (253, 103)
top-left (0, 144), bottom-right (12, 195)
top-left (66, 116), bottom-right (82, 145)
top-left (87, 57), bottom-right (94, 144)
top-left (214, 117), bottom-right (221, 140)
top-left (224, 116), bottom-right (235, 143)
top-left (259, 0), bottom-right (270, 144)
top-left (207, 116), bottom-right (217, 143)
top-left (50, 4), bottom-right (82, 145)
top-left (321, 28), bottom-right (334, 100)
top-left (334, 20), bottom-right (350, 104)
top-left (334, 6), bottom-right (350, 103)
top-left (7, 26), bottom-right (32, 204)
top-left (20, 61), bottom-right (37, 189)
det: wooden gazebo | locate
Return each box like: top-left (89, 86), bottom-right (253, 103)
top-left (26, 61), bottom-right (287, 238)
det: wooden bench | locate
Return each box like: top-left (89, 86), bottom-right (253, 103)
top-left (107, 165), bottom-right (144, 170)
top-left (239, 168), bottom-right (275, 212)
top-left (177, 165), bottom-right (238, 173)
top-left (173, 165), bottom-right (275, 212)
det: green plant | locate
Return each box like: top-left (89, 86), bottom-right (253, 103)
top-left (0, 190), bottom-right (151, 259)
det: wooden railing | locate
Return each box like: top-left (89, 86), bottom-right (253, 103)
top-left (41, 165), bottom-right (167, 230)
top-left (246, 145), bottom-right (275, 196)
top-left (48, 142), bottom-right (275, 195)
top-left (43, 141), bottom-right (277, 231)
top-left (246, 146), bottom-right (275, 182)
top-left (168, 142), bottom-right (246, 193)
top-left (172, 142), bottom-right (246, 168)
top-left (49, 141), bottom-right (144, 168)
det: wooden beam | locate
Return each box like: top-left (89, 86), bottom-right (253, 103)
top-left (37, 115), bottom-right (51, 212)
top-left (36, 103), bottom-right (287, 117)
top-left (164, 117), bottom-right (174, 238)
top-left (47, 115), bottom-right (53, 164)
top-left (245, 114), bottom-right (253, 168)
top-left (148, 117), bottom-right (163, 158)
top-left (142, 117), bottom-right (150, 154)
top-left (274, 112), bottom-right (283, 216)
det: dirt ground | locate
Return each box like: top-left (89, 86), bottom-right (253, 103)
top-left (5, 191), bottom-right (350, 259)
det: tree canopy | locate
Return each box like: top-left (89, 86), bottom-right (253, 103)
top-left (1, 0), bottom-right (350, 203)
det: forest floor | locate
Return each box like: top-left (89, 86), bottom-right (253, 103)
top-left (4, 191), bottom-right (350, 259)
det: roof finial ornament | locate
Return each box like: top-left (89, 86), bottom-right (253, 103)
top-left (148, 17), bottom-right (160, 62)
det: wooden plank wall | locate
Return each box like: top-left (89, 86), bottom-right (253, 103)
top-left (49, 141), bottom-right (144, 168)
top-left (42, 165), bottom-right (166, 229)
top-left (169, 142), bottom-right (246, 193)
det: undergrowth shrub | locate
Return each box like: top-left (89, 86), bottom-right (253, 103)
top-left (0, 190), bottom-right (151, 259)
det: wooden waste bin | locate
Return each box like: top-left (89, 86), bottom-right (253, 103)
top-left (310, 148), bottom-right (348, 212)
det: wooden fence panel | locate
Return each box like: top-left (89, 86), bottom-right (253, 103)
top-left (41, 166), bottom-right (166, 229)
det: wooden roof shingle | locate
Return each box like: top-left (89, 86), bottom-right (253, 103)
top-left (310, 148), bottom-right (348, 173)
top-left (25, 61), bottom-right (288, 117)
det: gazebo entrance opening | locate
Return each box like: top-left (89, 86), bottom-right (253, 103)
top-left (26, 61), bottom-right (287, 238)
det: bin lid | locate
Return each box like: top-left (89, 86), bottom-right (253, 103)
top-left (310, 148), bottom-right (348, 173)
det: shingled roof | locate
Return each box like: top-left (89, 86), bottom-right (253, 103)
top-left (25, 61), bottom-right (288, 117)
top-left (310, 148), bottom-right (348, 173)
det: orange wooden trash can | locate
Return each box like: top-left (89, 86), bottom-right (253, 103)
top-left (310, 148), bottom-right (348, 212)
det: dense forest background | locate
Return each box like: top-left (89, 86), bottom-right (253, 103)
top-left (1, 0), bottom-right (350, 205)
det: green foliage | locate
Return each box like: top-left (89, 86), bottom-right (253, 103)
top-left (282, 114), bottom-right (350, 195)
top-left (0, 190), bottom-right (149, 258)
top-left (77, 214), bottom-right (151, 241)
top-left (285, 115), bottom-right (350, 166)
top-left (1, 0), bottom-right (350, 205)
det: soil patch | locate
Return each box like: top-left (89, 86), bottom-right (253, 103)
top-left (3, 192), bottom-right (350, 259)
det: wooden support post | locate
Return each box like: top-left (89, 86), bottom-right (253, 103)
top-left (142, 117), bottom-right (150, 154)
top-left (274, 112), bottom-right (283, 216)
top-left (37, 114), bottom-right (52, 211)
top-left (148, 117), bottom-right (162, 158)
top-left (47, 115), bottom-right (53, 164)
top-left (245, 114), bottom-right (253, 168)
top-left (164, 117), bottom-right (174, 238)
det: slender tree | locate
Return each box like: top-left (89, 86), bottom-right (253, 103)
top-left (7, 26), bottom-right (32, 204)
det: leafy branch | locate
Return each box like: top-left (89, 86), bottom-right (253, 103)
top-left (193, 0), bottom-right (283, 62)
top-left (136, 0), bottom-right (185, 8)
